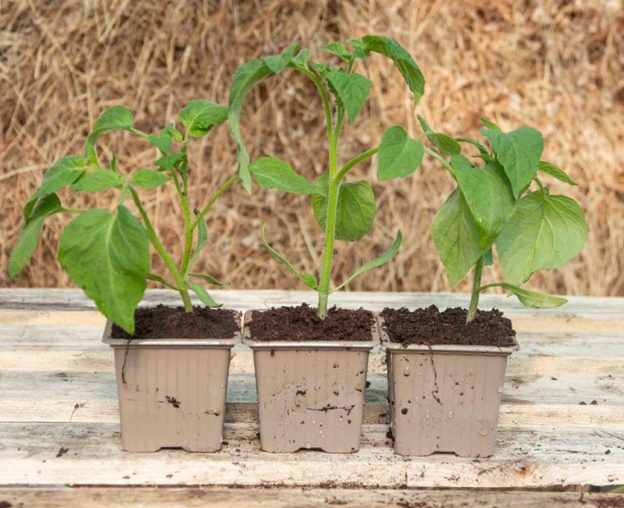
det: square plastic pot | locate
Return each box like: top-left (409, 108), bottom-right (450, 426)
top-left (243, 310), bottom-right (375, 453)
top-left (380, 318), bottom-right (518, 457)
top-left (102, 318), bottom-right (240, 452)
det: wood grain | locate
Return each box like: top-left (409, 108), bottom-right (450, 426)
top-left (1, 289), bottom-right (623, 494)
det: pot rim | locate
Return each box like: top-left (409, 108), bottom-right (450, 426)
top-left (241, 309), bottom-right (376, 350)
top-left (377, 315), bottom-right (519, 355)
top-left (101, 311), bottom-right (242, 348)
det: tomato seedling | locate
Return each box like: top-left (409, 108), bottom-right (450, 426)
top-left (9, 101), bottom-right (238, 333)
top-left (418, 115), bottom-right (587, 322)
top-left (228, 36), bottom-right (427, 318)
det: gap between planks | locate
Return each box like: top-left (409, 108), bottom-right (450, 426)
top-left (0, 487), bottom-right (622, 507)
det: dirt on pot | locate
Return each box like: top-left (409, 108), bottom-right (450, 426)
top-left (381, 306), bottom-right (516, 347)
top-left (111, 305), bottom-right (240, 339)
top-left (247, 304), bottom-right (374, 342)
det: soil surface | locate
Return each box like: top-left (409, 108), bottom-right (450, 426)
top-left (247, 304), bottom-right (374, 341)
top-left (111, 305), bottom-right (240, 339)
top-left (381, 306), bottom-right (516, 347)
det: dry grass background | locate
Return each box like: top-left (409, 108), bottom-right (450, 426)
top-left (1, 0), bottom-right (623, 297)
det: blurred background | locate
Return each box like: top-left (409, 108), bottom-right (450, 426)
top-left (1, 0), bottom-right (623, 296)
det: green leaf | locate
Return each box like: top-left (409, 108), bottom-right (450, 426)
top-left (451, 155), bottom-right (516, 247)
top-left (310, 62), bottom-right (334, 77)
top-left (356, 35), bottom-right (425, 105)
top-left (312, 174), bottom-right (376, 241)
top-left (74, 169), bottom-right (124, 192)
top-left (164, 122), bottom-right (183, 141)
top-left (377, 125), bottom-right (424, 180)
top-left (320, 41), bottom-right (352, 61)
top-left (487, 283), bottom-right (567, 309)
top-left (188, 281), bottom-right (221, 308)
top-left (154, 151), bottom-right (183, 171)
top-left (335, 231), bottom-right (402, 291)
top-left (130, 169), bottom-right (170, 189)
top-left (260, 223), bottom-right (318, 290)
top-left (497, 192), bottom-right (587, 285)
top-left (416, 115), bottom-right (461, 156)
top-left (147, 126), bottom-right (175, 155)
top-left (228, 42), bottom-right (300, 189)
top-left (431, 189), bottom-right (484, 286)
top-left (455, 136), bottom-right (490, 158)
top-left (249, 156), bottom-right (318, 195)
top-left (228, 59), bottom-right (274, 193)
top-left (346, 38), bottom-right (367, 59)
top-left (26, 156), bottom-right (90, 218)
top-left (480, 117), bottom-right (501, 130)
top-left (426, 133), bottom-right (461, 157)
top-left (179, 99), bottom-right (228, 138)
top-left (482, 126), bottom-right (544, 198)
top-left (189, 273), bottom-right (230, 286)
top-left (302, 273), bottom-right (318, 289)
top-left (85, 106), bottom-right (134, 163)
top-left (292, 48), bottom-right (311, 67)
top-left (539, 160), bottom-right (577, 185)
top-left (326, 70), bottom-right (372, 123)
top-left (58, 206), bottom-right (150, 334)
top-left (263, 42), bottom-right (300, 72)
top-left (9, 194), bottom-right (62, 279)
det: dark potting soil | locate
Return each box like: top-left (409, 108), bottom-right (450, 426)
top-left (381, 306), bottom-right (516, 347)
top-left (247, 304), bottom-right (374, 341)
top-left (111, 305), bottom-right (240, 339)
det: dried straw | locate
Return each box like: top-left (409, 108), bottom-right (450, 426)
top-left (1, 0), bottom-right (623, 296)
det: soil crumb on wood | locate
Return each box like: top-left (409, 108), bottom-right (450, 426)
top-left (111, 305), bottom-right (240, 339)
top-left (165, 396), bottom-right (181, 408)
top-left (381, 306), bottom-right (516, 347)
top-left (248, 304), bottom-right (373, 341)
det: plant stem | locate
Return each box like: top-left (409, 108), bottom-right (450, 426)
top-left (423, 146), bottom-right (454, 174)
top-left (130, 189), bottom-right (193, 312)
top-left (172, 172), bottom-right (194, 279)
top-left (291, 64), bottom-right (333, 142)
top-left (466, 256), bottom-right (484, 323)
top-left (317, 129), bottom-right (340, 319)
top-left (335, 147), bottom-right (379, 182)
top-left (190, 174), bottom-right (240, 230)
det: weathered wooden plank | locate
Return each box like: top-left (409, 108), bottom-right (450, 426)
top-left (0, 487), bottom-right (621, 507)
top-left (2, 398), bottom-right (623, 429)
top-left (2, 369), bottom-right (622, 406)
top-left (3, 348), bottom-right (624, 377)
top-left (1, 289), bottom-right (622, 492)
top-left (0, 423), bottom-right (622, 488)
top-left (2, 288), bottom-right (623, 318)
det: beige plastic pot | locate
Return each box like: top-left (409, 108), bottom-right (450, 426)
top-left (380, 318), bottom-right (518, 457)
top-left (102, 317), bottom-right (240, 452)
top-left (243, 310), bottom-right (375, 453)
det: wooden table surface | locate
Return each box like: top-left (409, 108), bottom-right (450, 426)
top-left (1, 288), bottom-right (623, 507)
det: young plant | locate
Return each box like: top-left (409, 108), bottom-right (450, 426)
top-left (418, 115), bottom-right (587, 322)
top-left (9, 101), bottom-right (239, 333)
top-left (228, 36), bottom-right (427, 319)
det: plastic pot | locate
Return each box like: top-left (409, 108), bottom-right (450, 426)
top-left (102, 317), bottom-right (240, 452)
top-left (380, 318), bottom-right (518, 457)
top-left (243, 310), bottom-right (375, 453)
